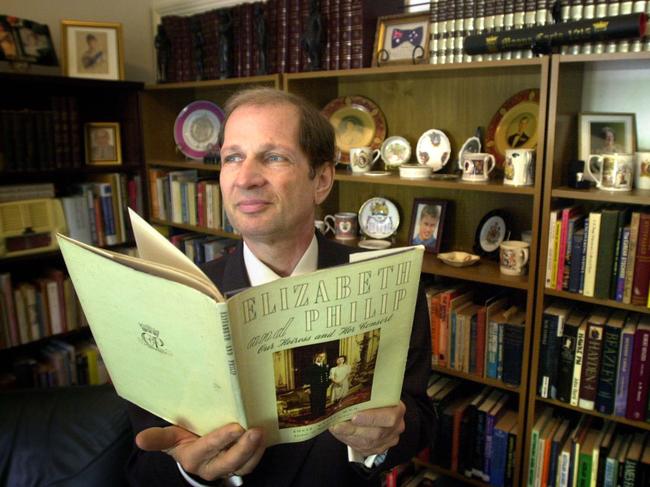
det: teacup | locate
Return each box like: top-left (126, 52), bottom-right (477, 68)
top-left (499, 240), bottom-right (530, 276)
top-left (504, 149), bottom-right (535, 186)
top-left (323, 212), bottom-right (358, 240)
top-left (460, 152), bottom-right (495, 182)
top-left (314, 219), bottom-right (333, 235)
top-left (635, 151), bottom-right (650, 190)
top-left (586, 153), bottom-right (634, 191)
top-left (350, 147), bottom-right (381, 174)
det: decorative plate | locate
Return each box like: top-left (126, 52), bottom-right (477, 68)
top-left (380, 136), bottom-right (411, 168)
top-left (321, 95), bottom-right (387, 164)
top-left (473, 209), bottom-right (511, 257)
top-left (358, 197), bottom-right (400, 240)
top-left (485, 89), bottom-right (540, 167)
top-left (416, 129), bottom-right (451, 172)
top-left (437, 251), bottom-right (480, 267)
top-left (457, 136), bottom-right (482, 169)
top-left (358, 239), bottom-right (392, 250)
top-left (174, 100), bottom-right (225, 160)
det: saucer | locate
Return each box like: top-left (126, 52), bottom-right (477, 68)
top-left (437, 251), bottom-right (480, 267)
top-left (416, 129), bottom-right (451, 172)
top-left (380, 136), bottom-right (411, 168)
top-left (358, 239), bottom-right (392, 250)
top-left (365, 170), bottom-right (391, 177)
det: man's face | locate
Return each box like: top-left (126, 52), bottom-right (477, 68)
top-left (418, 214), bottom-right (438, 240)
top-left (316, 353), bottom-right (326, 364)
top-left (220, 103), bottom-right (332, 243)
top-left (95, 130), bottom-right (110, 147)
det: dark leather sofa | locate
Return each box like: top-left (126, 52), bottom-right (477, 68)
top-left (0, 385), bottom-right (132, 487)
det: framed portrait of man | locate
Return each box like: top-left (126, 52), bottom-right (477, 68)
top-left (85, 122), bottom-right (122, 165)
top-left (408, 199), bottom-right (447, 253)
top-left (578, 112), bottom-right (636, 161)
top-left (61, 20), bottom-right (124, 80)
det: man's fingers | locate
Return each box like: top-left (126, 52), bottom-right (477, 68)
top-left (350, 402), bottom-right (405, 428)
top-left (200, 428), bottom-right (265, 478)
top-left (136, 426), bottom-right (197, 452)
top-left (230, 429), bottom-right (266, 475)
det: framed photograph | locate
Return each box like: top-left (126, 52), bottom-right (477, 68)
top-left (61, 20), bottom-right (124, 80)
top-left (0, 16), bottom-right (57, 65)
top-left (85, 123), bottom-right (122, 165)
top-left (578, 112), bottom-right (636, 161)
top-left (372, 13), bottom-right (430, 67)
top-left (408, 199), bottom-right (447, 254)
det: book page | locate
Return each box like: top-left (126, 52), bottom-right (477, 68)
top-left (58, 235), bottom-right (244, 435)
top-left (228, 246), bottom-right (424, 446)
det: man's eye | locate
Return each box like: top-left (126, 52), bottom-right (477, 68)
top-left (267, 154), bottom-right (287, 162)
top-left (222, 154), bottom-right (242, 163)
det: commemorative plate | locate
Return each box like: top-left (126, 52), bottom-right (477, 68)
top-left (358, 197), bottom-right (400, 240)
top-left (473, 209), bottom-right (511, 257)
top-left (174, 100), bottom-right (225, 160)
top-left (416, 129), bottom-right (451, 172)
top-left (380, 136), bottom-right (411, 168)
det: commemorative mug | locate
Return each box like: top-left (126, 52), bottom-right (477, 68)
top-left (635, 151), bottom-right (650, 190)
top-left (504, 148), bottom-right (535, 186)
top-left (323, 212), bottom-right (358, 240)
top-left (586, 153), bottom-right (634, 191)
top-left (459, 152), bottom-right (495, 182)
top-left (499, 240), bottom-right (530, 276)
top-left (349, 147), bottom-right (381, 174)
top-left (314, 219), bottom-right (333, 235)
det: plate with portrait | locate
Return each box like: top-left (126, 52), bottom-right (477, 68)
top-left (415, 129), bottom-right (451, 172)
top-left (485, 89), bottom-right (540, 167)
top-left (358, 197), bottom-right (400, 240)
top-left (380, 135), bottom-right (411, 168)
top-left (321, 95), bottom-right (387, 164)
top-left (473, 209), bottom-right (511, 257)
top-left (174, 100), bottom-right (225, 160)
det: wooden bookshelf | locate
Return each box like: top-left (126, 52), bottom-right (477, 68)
top-left (430, 364), bottom-right (521, 393)
top-left (149, 218), bottom-right (240, 239)
top-left (147, 160), bottom-right (221, 172)
top-left (412, 458), bottom-right (488, 486)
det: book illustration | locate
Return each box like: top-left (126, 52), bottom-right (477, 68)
top-left (57, 209), bottom-right (424, 446)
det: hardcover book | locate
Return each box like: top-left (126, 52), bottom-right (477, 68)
top-left (57, 210), bottom-right (424, 445)
top-left (614, 313), bottom-right (639, 417)
top-left (595, 310), bottom-right (626, 415)
top-left (556, 308), bottom-right (587, 405)
top-left (538, 301), bottom-right (573, 399)
top-left (625, 315), bottom-right (650, 421)
top-left (578, 307), bottom-right (610, 410)
top-left (631, 212), bottom-right (650, 306)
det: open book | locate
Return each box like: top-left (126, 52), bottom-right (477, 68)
top-left (57, 210), bottom-right (424, 446)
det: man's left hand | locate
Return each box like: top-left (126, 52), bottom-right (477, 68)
top-left (328, 401), bottom-right (405, 457)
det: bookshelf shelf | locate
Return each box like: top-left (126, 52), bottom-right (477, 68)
top-left (147, 160), bottom-right (221, 172)
top-left (422, 256), bottom-right (531, 290)
top-left (544, 288), bottom-right (650, 315)
top-left (412, 459), bottom-right (487, 486)
top-left (430, 364), bottom-right (520, 393)
top-left (551, 186), bottom-right (650, 205)
top-left (149, 219), bottom-right (241, 239)
top-left (145, 74), bottom-right (280, 91)
top-left (537, 397), bottom-right (650, 432)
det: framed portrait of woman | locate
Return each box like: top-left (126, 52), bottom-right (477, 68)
top-left (578, 112), bottom-right (636, 161)
top-left (61, 20), bottom-right (124, 80)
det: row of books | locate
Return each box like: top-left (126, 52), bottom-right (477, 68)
top-left (1, 339), bottom-right (108, 390)
top-left (159, 0), bottom-right (402, 82)
top-left (60, 174), bottom-right (144, 247)
top-left (527, 411), bottom-right (650, 487)
top-left (427, 1), bottom-right (650, 66)
top-left (427, 375), bottom-right (518, 486)
top-left (545, 206), bottom-right (650, 307)
top-left (148, 168), bottom-right (230, 231)
top-left (0, 96), bottom-right (83, 171)
top-left (0, 270), bottom-right (85, 350)
top-left (538, 302), bottom-right (650, 423)
top-left (427, 285), bottom-right (525, 386)
top-left (161, 229), bottom-right (238, 265)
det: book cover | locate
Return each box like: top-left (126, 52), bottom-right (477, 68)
top-left (631, 212), bottom-right (650, 306)
top-left (557, 308), bottom-right (588, 403)
top-left (595, 310), bottom-right (626, 414)
top-left (576, 429), bottom-right (599, 487)
top-left (538, 301), bottom-right (573, 399)
top-left (594, 208), bottom-right (622, 299)
top-left (579, 308), bottom-right (610, 410)
top-left (614, 314), bottom-right (639, 417)
top-left (57, 209), bottom-right (425, 445)
top-left (625, 315), bottom-right (650, 421)
top-left (623, 212), bottom-right (641, 304)
top-left (538, 417), bottom-right (561, 487)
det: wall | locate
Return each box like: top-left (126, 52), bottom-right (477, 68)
top-left (2, 0), bottom-right (156, 82)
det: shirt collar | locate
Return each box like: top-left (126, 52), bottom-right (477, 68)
top-left (243, 235), bottom-right (318, 286)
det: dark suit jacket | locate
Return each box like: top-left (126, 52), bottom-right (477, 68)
top-left (125, 233), bottom-right (432, 487)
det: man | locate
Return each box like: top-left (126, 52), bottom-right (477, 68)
top-left (91, 128), bottom-right (116, 161)
top-left (507, 116), bottom-right (530, 148)
top-left (306, 352), bottom-right (330, 418)
top-left (412, 205), bottom-right (440, 248)
top-left (126, 88), bottom-right (432, 486)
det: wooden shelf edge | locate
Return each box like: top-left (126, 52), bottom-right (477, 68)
top-left (556, 51), bottom-right (650, 64)
top-left (149, 219), bottom-right (241, 239)
top-left (537, 397), bottom-right (650, 431)
top-left (422, 255), bottom-right (531, 290)
top-left (145, 74), bottom-right (280, 90)
top-left (431, 364), bottom-right (521, 393)
top-left (552, 186), bottom-right (650, 205)
top-left (544, 288), bottom-right (650, 314)
top-left (0, 326), bottom-right (91, 353)
top-left (146, 160), bottom-right (221, 172)
top-left (412, 459), bottom-right (488, 486)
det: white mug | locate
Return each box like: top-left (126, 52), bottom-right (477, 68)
top-left (586, 153), bottom-right (634, 191)
top-left (314, 219), bottom-right (333, 235)
top-left (635, 151), bottom-right (650, 190)
top-left (504, 149), bottom-right (535, 186)
top-left (459, 152), bottom-right (495, 182)
top-left (323, 212), bottom-right (358, 240)
top-left (350, 147), bottom-right (380, 174)
top-left (499, 240), bottom-right (530, 276)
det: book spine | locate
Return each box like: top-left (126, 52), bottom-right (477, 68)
top-left (487, 318), bottom-right (499, 379)
top-left (557, 326), bottom-right (578, 403)
top-left (476, 307), bottom-right (487, 377)
top-left (502, 323), bottom-right (524, 386)
top-left (583, 212), bottom-right (602, 297)
top-left (539, 313), bottom-right (557, 398)
top-left (569, 229), bottom-right (585, 293)
top-left (571, 324), bottom-right (587, 406)
top-left (594, 209), bottom-right (620, 299)
top-left (595, 324), bottom-right (622, 414)
top-left (625, 327), bottom-right (650, 420)
top-left (557, 209), bottom-right (571, 289)
top-left (96, 184), bottom-right (117, 246)
top-left (551, 220), bottom-right (562, 290)
top-left (631, 213), bottom-right (650, 305)
top-left (579, 323), bottom-right (604, 410)
top-left (0, 274), bottom-right (20, 347)
top-left (578, 216), bottom-right (590, 294)
top-left (623, 212), bottom-right (641, 303)
top-left (614, 330), bottom-right (635, 416)
top-left (615, 227), bottom-right (631, 301)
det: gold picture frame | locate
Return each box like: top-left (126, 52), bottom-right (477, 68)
top-left (372, 12), bottom-right (430, 67)
top-left (61, 20), bottom-right (124, 80)
top-left (85, 122), bottom-right (122, 165)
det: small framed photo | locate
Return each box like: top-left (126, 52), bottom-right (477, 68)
top-left (408, 199), bottom-right (447, 254)
top-left (61, 20), bottom-right (124, 80)
top-left (372, 13), bottom-right (430, 67)
top-left (578, 112), bottom-right (636, 161)
top-left (85, 123), bottom-right (122, 165)
top-left (0, 15), bottom-right (57, 65)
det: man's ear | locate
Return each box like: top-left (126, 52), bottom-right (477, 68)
top-left (314, 162), bottom-right (335, 205)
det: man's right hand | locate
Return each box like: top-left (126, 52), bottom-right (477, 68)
top-left (136, 423), bottom-right (265, 481)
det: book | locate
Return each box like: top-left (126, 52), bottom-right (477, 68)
top-left (595, 310), bottom-right (626, 414)
top-left (58, 209), bottom-right (425, 444)
top-left (491, 410), bottom-right (518, 487)
top-left (625, 315), bottom-right (650, 421)
top-left (557, 308), bottom-right (588, 404)
top-left (474, 389), bottom-right (505, 480)
top-left (578, 308), bottom-right (610, 410)
top-left (623, 212), bottom-right (641, 304)
top-left (571, 319), bottom-right (588, 407)
top-left (614, 314), bottom-right (639, 417)
top-left (595, 421), bottom-right (617, 487)
top-left (460, 386), bottom-right (493, 477)
top-left (539, 301), bottom-right (573, 399)
top-left (583, 211), bottom-right (602, 297)
top-left (594, 208), bottom-right (622, 299)
top-left (502, 317), bottom-right (525, 386)
top-left (576, 429), bottom-right (599, 487)
top-left (615, 225), bottom-right (632, 301)
top-left (569, 228), bottom-right (586, 294)
top-left (557, 206), bottom-right (584, 290)
top-left (549, 418), bottom-right (572, 487)
top-left (527, 406), bottom-right (554, 487)
top-left (622, 432), bottom-right (646, 486)
top-left (609, 209), bottom-right (629, 300)
top-left (546, 209), bottom-right (560, 288)
top-left (484, 393), bottom-right (510, 482)
top-left (537, 417), bottom-right (561, 487)
top-left (631, 212), bottom-right (650, 306)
